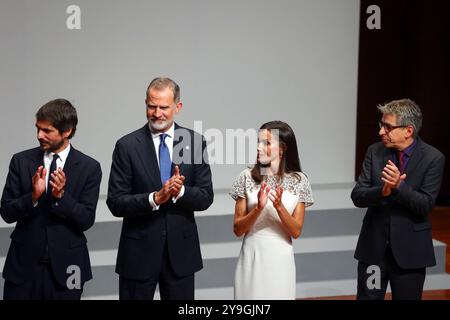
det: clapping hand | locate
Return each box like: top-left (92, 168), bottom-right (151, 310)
top-left (268, 184), bottom-right (283, 210)
top-left (256, 182), bottom-right (270, 210)
top-left (381, 160), bottom-right (406, 196)
top-left (32, 166), bottom-right (47, 203)
top-left (49, 168), bottom-right (66, 199)
top-left (170, 165), bottom-right (185, 198)
top-left (155, 165), bottom-right (185, 205)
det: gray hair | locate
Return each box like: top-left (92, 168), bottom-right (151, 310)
top-left (146, 77), bottom-right (180, 103)
top-left (377, 98), bottom-right (422, 138)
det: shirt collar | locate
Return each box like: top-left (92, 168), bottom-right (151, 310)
top-left (402, 139), bottom-right (417, 157)
top-left (149, 122), bottom-right (175, 140)
top-left (45, 143), bottom-right (71, 162)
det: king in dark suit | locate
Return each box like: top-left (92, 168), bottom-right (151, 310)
top-left (107, 77), bottom-right (214, 300)
top-left (352, 98), bottom-right (445, 300)
top-left (0, 99), bottom-right (102, 300)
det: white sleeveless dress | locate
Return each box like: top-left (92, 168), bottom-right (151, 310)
top-left (230, 169), bottom-right (314, 300)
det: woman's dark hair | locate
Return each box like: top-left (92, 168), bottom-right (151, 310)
top-left (250, 121), bottom-right (302, 183)
top-left (35, 99), bottom-right (78, 139)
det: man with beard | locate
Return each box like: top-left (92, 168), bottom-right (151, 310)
top-left (0, 99), bottom-right (102, 299)
top-left (107, 77), bottom-right (213, 300)
top-left (352, 98), bottom-right (445, 300)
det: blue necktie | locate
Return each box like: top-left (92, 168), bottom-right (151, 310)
top-left (159, 134), bottom-right (172, 184)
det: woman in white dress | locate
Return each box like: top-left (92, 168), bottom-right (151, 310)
top-left (230, 121), bottom-right (313, 300)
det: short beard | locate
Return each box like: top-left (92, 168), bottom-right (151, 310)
top-left (149, 119), bottom-right (173, 132)
top-left (40, 139), bottom-right (65, 153)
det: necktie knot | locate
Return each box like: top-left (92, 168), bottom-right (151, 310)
top-left (160, 133), bottom-right (168, 143)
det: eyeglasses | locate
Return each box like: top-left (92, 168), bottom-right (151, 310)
top-left (378, 121), bottom-right (406, 133)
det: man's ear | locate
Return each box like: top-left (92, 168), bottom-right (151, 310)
top-left (63, 128), bottom-right (72, 139)
top-left (405, 125), bottom-right (414, 138)
top-left (175, 101), bottom-right (183, 113)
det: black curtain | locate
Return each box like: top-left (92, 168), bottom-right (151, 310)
top-left (356, 0), bottom-right (450, 204)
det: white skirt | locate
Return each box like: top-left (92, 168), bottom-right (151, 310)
top-left (234, 233), bottom-right (296, 300)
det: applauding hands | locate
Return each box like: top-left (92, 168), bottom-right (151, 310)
top-left (32, 166), bottom-right (66, 203)
top-left (257, 182), bottom-right (284, 210)
top-left (154, 165), bottom-right (185, 205)
top-left (381, 160), bottom-right (406, 196)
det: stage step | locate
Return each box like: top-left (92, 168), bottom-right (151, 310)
top-left (1, 185), bottom-right (450, 300)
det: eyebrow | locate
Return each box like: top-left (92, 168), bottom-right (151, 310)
top-left (35, 124), bottom-right (52, 130)
top-left (147, 104), bottom-right (170, 108)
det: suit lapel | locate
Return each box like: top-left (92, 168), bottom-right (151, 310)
top-left (63, 147), bottom-right (81, 194)
top-left (403, 138), bottom-right (424, 176)
top-left (173, 123), bottom-right (188, 175)
top-left (382, 145), bottom-right (394, 168)
top-left (26, 148), bottom-right (44, 178)
top-left (135, 125), bottom-right (162, 190)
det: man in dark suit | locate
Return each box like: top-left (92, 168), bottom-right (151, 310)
top-left (352, 98), bottom-right (445, 300)
top-left (107, 77), bottom-right (214, 300)
top-left (0, 99), bottom-right (102, 300)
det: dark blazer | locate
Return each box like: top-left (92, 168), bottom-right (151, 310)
top-left (352, 138), bottom-right (445, 269)
top-left (0, 146), bottom-right (102, 287)
top-left (107, 123), bottom-right (214, 280)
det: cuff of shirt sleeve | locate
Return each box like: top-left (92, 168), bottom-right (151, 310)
top-left (149, 192), bottom-right (160, 211)
top-left (172, 185), bottom-right (185, 203)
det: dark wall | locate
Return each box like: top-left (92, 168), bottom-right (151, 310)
top-left (356, 0), bottom-right (450, 204)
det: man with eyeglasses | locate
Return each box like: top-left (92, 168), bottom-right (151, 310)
top-left (351, 98), bottom-right (445, 300)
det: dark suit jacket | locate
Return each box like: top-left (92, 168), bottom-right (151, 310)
top-left (0, 146), bottom-right (102, 286)
top-left (352, 138), bottom-right (445, 269)
top-left (107, 123), bottom-right (214, 280)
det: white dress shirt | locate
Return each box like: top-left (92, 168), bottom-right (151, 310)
top-left (148, 122), bottom-right (185, 210)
